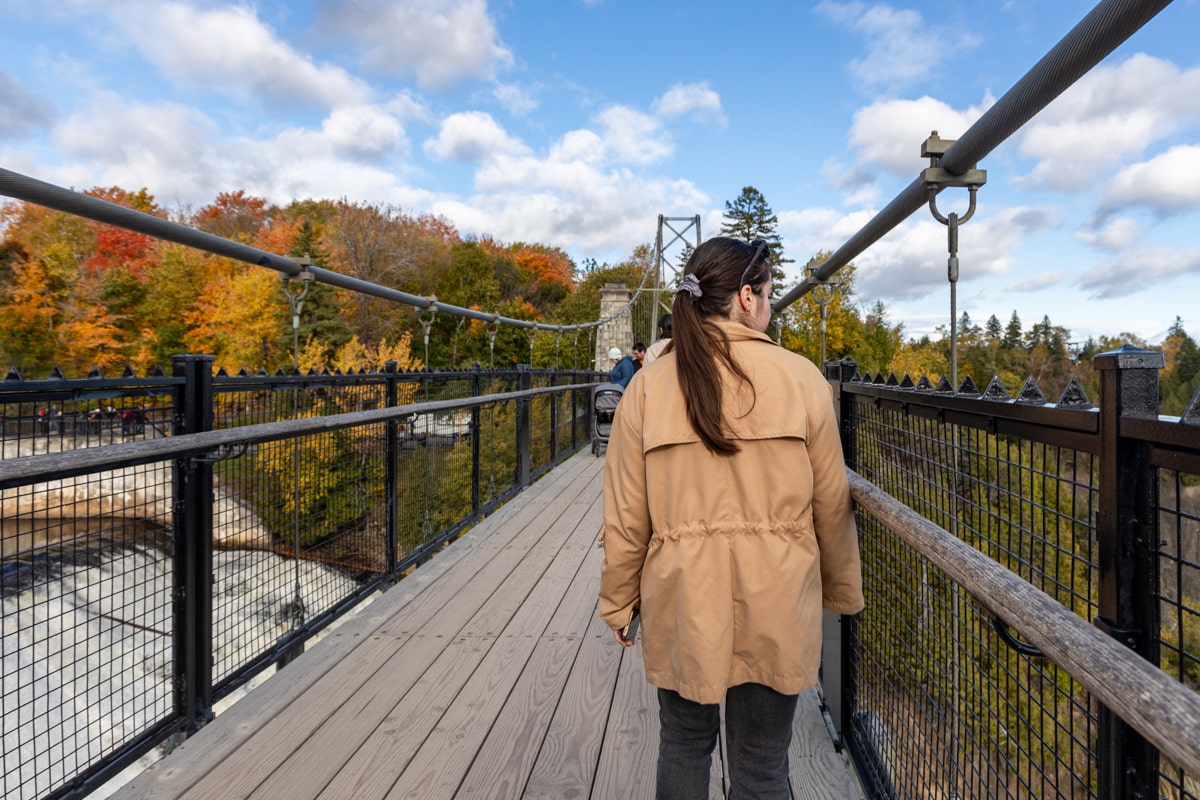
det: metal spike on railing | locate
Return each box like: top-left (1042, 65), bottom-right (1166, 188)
top-left (983, 376), bottom-right (1011, 401)
top-left (957, 376), bottom-right (980, 397)
top-left (122, 365), bottom-right (136, 377)
top-left (915, 375), bottom-right (934, 391)
top-left (275, 368), bottom-right (286, 377)
top-left (1016, 376), bottom-right (1048, 405)
top-left (307, 368), bottom-right (317, 376)
top-left (237, 367), bottom-right (250, 377)
top-left (216, 366), bottom-right (229, 377)
top-left (899, 373), bottom-right (915, 389)
top-left (1182, 385), bottom-right (1200, 426)
top-left (886, 373), bottom-right (900, 387)
top-left (873, 373), bottom-right (887, 385)
top-left (257, 367), bottom-right (269, 376)
top-left (86, 365), bottom-right (103, 379)
top-left (859, 371), bottom-right (873, 384)
top-left (1057, 377), bottom-right (1094, 410)
top-left (49, 365), bottom-right (66, 380)
top-left (934, 375), bottom-right (954, 394)
top-left (150, 364), bottom-right (165, 377)
top-left (851, 370), bottom-right (862, 383)
top-left (5, 366), bottom-right (23, 381)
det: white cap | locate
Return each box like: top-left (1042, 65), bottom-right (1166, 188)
top-left (608, 347), bottom-right (623, 359)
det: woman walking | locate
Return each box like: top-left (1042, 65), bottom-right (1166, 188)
top-left (599, 236), bottom-right (863, 799)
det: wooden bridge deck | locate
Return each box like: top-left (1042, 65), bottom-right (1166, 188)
top-left (113, 451), bottom-right (856, 799)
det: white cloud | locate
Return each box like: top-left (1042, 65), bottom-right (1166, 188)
top-left (113, 2), bottom-right (369, 109)
top-left (1081, 246), bottom-right (1200, 299)
top-left (432, 173), bottom-right (708, 256)
top-left (596, 106), bottom-right (672, 165)
top-left (54, 94), bottom-right (223, 199)
top-left (652, 82), bottom-right (726, 126)
top-left (1017, 54), bottom-right (1200, 192)
top-left (1101, 145), bottom-right (1200, 215)
top-left (493, 83), bottom-right (539, 117)
top-left (49, 92), bottom-right (422, 208)
top-left (321, 105), bottom-right (408, 159)
top-left (778, 204), bottom-right (1056, 302)
top-left (423, 111), bottom-right (529, 163)
top-left (814, 1), bottom-right (980, 90)
top-left (0, 72), bottom-right (54, 137)
top-left (1075, 216), bottom-right (1144, 251)
top-left (849, 94), bottom-right (994, 175)
top-left (314, 0), bottom-right (513, 91)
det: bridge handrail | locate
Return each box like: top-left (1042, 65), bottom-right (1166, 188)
top-left (0, 381), bottom-right (600, 489)
top-left (848, 468), bottom-right (1200, 778)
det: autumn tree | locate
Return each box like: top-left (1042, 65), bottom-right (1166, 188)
top-left (779, 252), bottom-right (862, 366)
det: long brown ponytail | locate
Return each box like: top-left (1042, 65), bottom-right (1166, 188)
top-left (671, 237), bottom-right (770, 455)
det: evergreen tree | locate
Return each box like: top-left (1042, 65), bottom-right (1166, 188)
top-left (1002, 311), bottom-right (1023, 350)
top-left (720, 186), bottom-right (790, 298)
top-left (985, 314), bottom-right (1003, 343)
top-left (283, 219), bottom-right (352, 367)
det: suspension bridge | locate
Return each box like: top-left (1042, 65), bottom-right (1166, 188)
top-left (2, 1), bottom-right (1200, 798)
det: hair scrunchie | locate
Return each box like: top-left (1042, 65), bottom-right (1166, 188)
top-left (678, 273), bottom-right (703, 299)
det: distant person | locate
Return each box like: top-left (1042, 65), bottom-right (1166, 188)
top-left (643, 313), bottom-right (672, 365)
top-left (632, 342), bottom-right (646, 372)
top-left (608, 346), bottom-right (636, 389)
top-left (599, 237), bottom-right (863, 799)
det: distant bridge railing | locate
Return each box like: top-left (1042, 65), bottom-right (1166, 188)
top-left (825, 351), bottom-right (1200, 799)
top-left (0, 359), bottom-right (602, 800)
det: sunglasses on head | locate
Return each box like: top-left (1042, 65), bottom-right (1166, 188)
top-left (739, 238), bottom-right (769, 289)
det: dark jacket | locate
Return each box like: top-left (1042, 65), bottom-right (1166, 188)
top-left (609, 355), bottom-right (636, 388)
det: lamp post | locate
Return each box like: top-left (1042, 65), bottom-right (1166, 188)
top-left (804, 261), bottom-right (839, 367)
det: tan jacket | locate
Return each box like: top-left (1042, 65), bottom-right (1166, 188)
top-left (599, 320), bottom-right (863, 704)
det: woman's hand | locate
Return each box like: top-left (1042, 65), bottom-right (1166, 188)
top-left (613, 629), bottom-right (635, 647)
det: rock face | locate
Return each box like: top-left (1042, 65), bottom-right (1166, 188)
top-left (1, 431), bottom-right (271, 554)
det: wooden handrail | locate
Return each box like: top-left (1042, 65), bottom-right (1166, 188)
top-left (848, 469), bottom-right (1200, 777)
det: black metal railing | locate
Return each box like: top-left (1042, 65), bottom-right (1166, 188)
top-left (0, 360), bottom-right (600, 800)
top-left (825, 351), bottom-right (1200, 799)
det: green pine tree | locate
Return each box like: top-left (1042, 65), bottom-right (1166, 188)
top-left (720, 186), bottom-right (791, 299)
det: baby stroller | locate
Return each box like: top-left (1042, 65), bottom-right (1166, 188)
top-left (591, 382), bottom-right (624, 456)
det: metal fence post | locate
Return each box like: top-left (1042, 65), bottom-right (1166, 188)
top-left (516, 365), bottom-right (532, 488)
top-left (1095, 345), bottom-right (1163, 800)
top-left (384, 360), bottom-right (398, 575)
top-left (549, 371), bottom-right (559, 463)
top-left (823, 358), bottom-right (859, 746)
top-left (171, 354), bottom-right (215, 733)
top-left (472, 370), bottom-right (482, 515)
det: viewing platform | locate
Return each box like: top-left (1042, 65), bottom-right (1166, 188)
top-left (111, 452), bottom-right (856, 799)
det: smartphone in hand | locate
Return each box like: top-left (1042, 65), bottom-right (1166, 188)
top-left (619, 610), bottom-right (640, 643)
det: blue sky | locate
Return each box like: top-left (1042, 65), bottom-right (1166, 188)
top-left (2, 0), bottom-right (1198, 345)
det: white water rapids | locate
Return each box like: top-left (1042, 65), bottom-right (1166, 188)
top-left (1, 430), bottom-right (364, 799)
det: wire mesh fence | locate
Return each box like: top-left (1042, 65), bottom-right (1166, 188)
top-left (851, 402), bottom-right (1100, 798)
top-left (835, 356), bottom-right (1200, 800)
top-left (0, 363), bottom-right (601, 800)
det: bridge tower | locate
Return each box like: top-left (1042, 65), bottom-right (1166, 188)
top-left (595, 282), bottom-right (632, 372)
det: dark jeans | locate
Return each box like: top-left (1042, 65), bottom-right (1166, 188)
top-left (656, 683), bottom-right (799, 800)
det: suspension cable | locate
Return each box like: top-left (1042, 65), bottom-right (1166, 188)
top-left (771, 0), bottom-right (1173, 313)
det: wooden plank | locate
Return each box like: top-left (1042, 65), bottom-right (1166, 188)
top-left (242, 464), bottom-right (602, 797)
top-left (117, 453), bottom-right (599, 800)
top-left (591, 635), bottom-right (660, 799)
top-left (522, 613), bottom-right (622, 799)
top-left (454, 512), bottom-right (606, 798)
top-left (381, 498), bottom-right (605, 798)
top-left (789, 689), bottom-right (854, 799)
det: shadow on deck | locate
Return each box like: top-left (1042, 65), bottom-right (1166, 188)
top-left (112, 451), bottom-right (856, 799)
